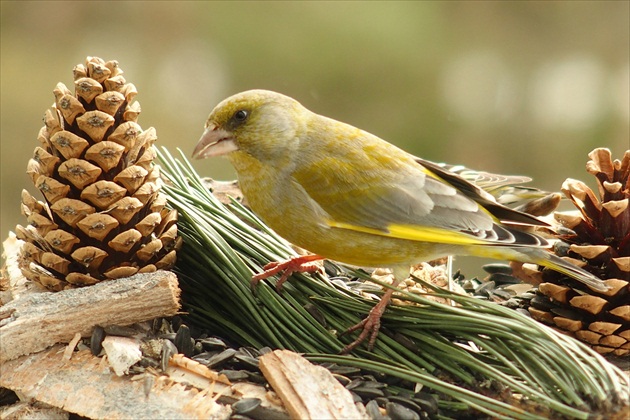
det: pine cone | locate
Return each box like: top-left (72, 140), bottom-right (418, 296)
top-left (16, 56), bottom-right (179, 291)
top-left (527, 148), bottom-right (629, 356)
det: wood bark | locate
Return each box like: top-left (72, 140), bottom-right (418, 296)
top-left (0, 271), bottom-right (181, 363)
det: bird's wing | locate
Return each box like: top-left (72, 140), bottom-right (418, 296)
top-left (416, 158), bottom-right (550, 227)
top-left (292, 136), bottom-right (545, 247)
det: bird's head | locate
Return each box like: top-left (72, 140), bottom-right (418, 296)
top-left (192, 89), bottom-right (306, 163)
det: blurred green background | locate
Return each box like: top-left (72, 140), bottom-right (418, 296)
top-left (1, 1), bottom-right (628, 277)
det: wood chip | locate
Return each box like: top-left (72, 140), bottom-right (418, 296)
top-left (102, 336), bottom-right (142, 376)
top-left (63, 332), bottom-right (82, 360)
top-left (259, 349), bottom-right (368, 419)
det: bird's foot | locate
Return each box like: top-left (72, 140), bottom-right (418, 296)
top-left (251, 254), bottom-right (323, 291)
top-left (339, 290), bottom-right (393, 354)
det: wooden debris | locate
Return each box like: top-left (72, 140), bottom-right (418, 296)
top-left (0, 345), bottom-right (288, 419)
top-left (63, 332), bottom-right (82, 360)
top-left (102, 336), bottom-right (142, 376)
top-left (0, 400), bottom-right (70, 420)
top-left (0, 270), bottom-right (180, 363)
top-left (259, 349), bottom-right (368, 420)
top-left (0, 346), bottom-right (231, 419)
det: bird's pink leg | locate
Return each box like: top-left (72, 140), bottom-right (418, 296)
top-left (340, 284), bottom-right (398, 354)
top-left (251, 254), bottom-right (323, 291)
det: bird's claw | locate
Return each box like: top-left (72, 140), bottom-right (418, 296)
top-left (251, 254), bottom-right (323, 292)
top-left (339, 291), bottom-right (394, 354)
top-left (340, 313), bottom-right (382, 354)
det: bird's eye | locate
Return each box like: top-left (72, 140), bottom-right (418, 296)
top-left (233, 110), bottom-right (248, 123)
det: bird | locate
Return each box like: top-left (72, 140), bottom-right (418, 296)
top-left (192, 89), bottom-right (608, 353)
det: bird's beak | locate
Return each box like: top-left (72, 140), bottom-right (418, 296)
top-left (192, 124), bottom-right (239, 159)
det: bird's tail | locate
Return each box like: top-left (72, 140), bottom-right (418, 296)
top-left (512, 248), bottom-right (609, 292)
top-left (468, 245), bottom-right (610, 292)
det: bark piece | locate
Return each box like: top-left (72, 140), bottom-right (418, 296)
top-left (0, 346), bottom-right (230, 419)
top-left (0, 270), bottom-right (180, 363)
top-left (259, 350), bottom-right (368, 420)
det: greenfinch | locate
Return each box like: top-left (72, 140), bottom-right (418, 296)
top-left (192, 89), bottom-right (608, 352)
